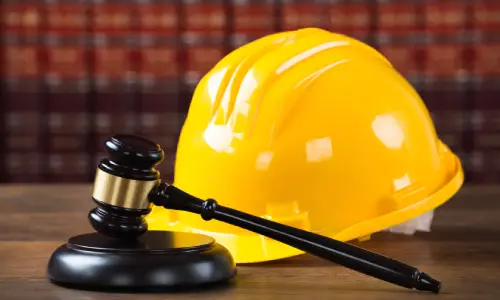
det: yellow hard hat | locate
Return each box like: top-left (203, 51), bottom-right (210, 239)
top-left (147, 28), bottom-right (464, 263)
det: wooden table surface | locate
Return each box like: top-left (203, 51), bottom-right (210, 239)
top-left (0, 184), bottom-right (499, 300)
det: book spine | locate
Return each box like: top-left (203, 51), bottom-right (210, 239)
top-left (136, 1), bottom-right (182, 181)
top-left (232, 0), bottom-right (275, 47)
top-left (182, 0), bottom-right (227, 89)
top-left (467, 0), bottom-right (500, 183)
top-left (2, 0), bottom-right (45, 182)
top-left (44, 0), bottom-right (91, 182)
top-left (89, 0), bottom-right (137, 170)
top-left (329, 0), bottom-right (372, 42)
top-left (281, 0), bottom-right (328, 31)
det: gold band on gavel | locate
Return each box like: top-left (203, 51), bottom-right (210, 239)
top-left (92, 168), bottom-right (160, 210)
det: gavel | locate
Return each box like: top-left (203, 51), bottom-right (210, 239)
top-left (87, 134), bottom-right (441, 293)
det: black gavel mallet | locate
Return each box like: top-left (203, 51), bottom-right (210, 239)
top-left (48, 134), bottom-right (441, 293)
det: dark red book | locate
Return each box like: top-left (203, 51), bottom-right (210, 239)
top-left (2, 93), bottom-right (46, 182)
top-left (473, 1), bottom-right (500, 32)
top-left (282, 0), bottom-right (328, 30)
top-left (2, 0), bottom-right (42, 35)
top-left (328, 1), bottom-right (371, 40)
top-left (2, 0), bottom-right (46, 182)
top-left (379, 44), bottom-right (423, 79)
top-left (424, 1), bottom-right (467, 35)
top-left (184, 44), bottom-right (225, 85)
top-left (44, 2), bottom-right (87, 36)
top-left (184, 0), bottom-right (226, 37)
top-left (232, 0), bottom-right (275, 47)
top-left (137, 0), bottom-right (179, 36)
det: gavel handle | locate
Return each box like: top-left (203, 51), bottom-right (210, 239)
top-left (149, 182), bottom-right (441, 293)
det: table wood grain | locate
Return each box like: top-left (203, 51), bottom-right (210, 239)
top-left (0, 184), bottom-right (499, 300)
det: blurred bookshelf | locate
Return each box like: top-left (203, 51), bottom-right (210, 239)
top-left (1, 0), bottom-right (499, 183)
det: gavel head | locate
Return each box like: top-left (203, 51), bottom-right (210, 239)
top-left (88, 134), bottom-right (164, 239)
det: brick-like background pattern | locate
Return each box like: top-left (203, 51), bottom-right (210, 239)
top-left (1, 0), bottom-right (499, 183)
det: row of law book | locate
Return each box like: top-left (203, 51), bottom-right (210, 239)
top-left (3, 78), bottom-right (500, 183)
top-left (3, 0), bottom-right (499, 80)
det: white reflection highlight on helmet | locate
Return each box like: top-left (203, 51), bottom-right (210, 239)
top-left (306, 137), bottom-right (333, 163)
top-left (372, 114), bottom-right (405, 149)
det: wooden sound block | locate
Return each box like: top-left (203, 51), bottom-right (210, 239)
top-left (47, 231), bottom-right (236, 291)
